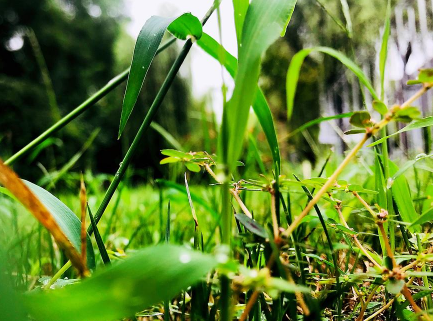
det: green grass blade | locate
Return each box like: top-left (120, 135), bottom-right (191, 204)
top-left (221, 0), bottom-right (296, 170)
top-left (232, 0), bottom-right (249, 46)
top-left (384, 158), bottom-right (421, 233)
top-left (150, 122), bottom-right (184, 151)
top-left (287, 112), bottom-right (354, 138)
top-left (368, 116), bottom-right (433, 147)
top-left (24, 180), bottom-right (96, 269)
top-left (25, 245), bottom-right (217, 321)
top-left (197, 33), bottom-right (281, 170)
top-left (410, 207), bottom-right (433, 227)
top-left (379, 0), bottom-right (391, 100)
top-left (87, 205), bottom-right (110, 266)
top-left (286, 47), bottom-right (378, 120)
top-left (43, 129), bottom-right (100, 189)
top-left (118, 13), bottom-right (202, 138)
top-left (339, 0), bottom-right (353, 38)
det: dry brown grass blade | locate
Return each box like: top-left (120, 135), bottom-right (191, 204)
top-left (0, 159), bottom-right (88, 276)
top-left (80, 174), bottom-right (87, 270)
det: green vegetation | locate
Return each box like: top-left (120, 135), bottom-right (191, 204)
top-left (1, 0), bottom-right (433, 320)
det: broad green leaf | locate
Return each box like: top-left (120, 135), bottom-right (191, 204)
top-left (221, 0), bottom-right (297, 171)
top-left (373, 100), bottom-right (388, 115)
top-left (368, 116), bottom-right (433, 147)
top-left (233, 0), bottom-right (249, 45)
top-left (384, 158), bottom-right (420, 233)
top-left (25, 245), bottom-right (217, 321)
top-left (286, 47), bottom-right (378, 120)
top-left (235, 213), bottom-right (268, 238)
top-left (119, 13), bottom-right (202, 138)
top-left (349, 111), bottom-right (372, 128)
top-left (379, 0), bottom-right (391, 100)
top-left (410, 207), bottom-right (433, 227)
top-left (0, 159), bottom-right (94, 273)
top-left (25, 180), bottom-right (96, 269)
top-left (386, 279), bottom-right (405, 294)
top-left (197, 33), bottom-right (281, 170)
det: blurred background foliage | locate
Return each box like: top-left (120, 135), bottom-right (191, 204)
top-left (0, 0), bottom-right (191, 181)
top-left (0, 0), bottom-right (431, 182)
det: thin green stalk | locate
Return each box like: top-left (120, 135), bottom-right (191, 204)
top-left (43, 261), bottom-right (72, 289)
top-left (88, 40), bottom-right (193, 230)
top-left (4, 39), bottom-right (176, 166)
top-left (85, 2), bottom-right (219, 231)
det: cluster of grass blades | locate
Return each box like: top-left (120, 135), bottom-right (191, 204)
top-left (1, 0), bottom-right (433, 320)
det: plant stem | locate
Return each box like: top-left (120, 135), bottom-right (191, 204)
top-left (282, 86), bottom-right (430, 240)
top-left (356, 285), bottom-right (379, 321)
top-left (4, 39), bottom-right (176, 166)
top-left (283, 134), bottom-right (369, 238)
top-left (377, 222), bottom-right (397, 268)
top-left (43, 260), bottom-right (71, 289)
top-left (88, 40), bottom-right (194, 230)
top-left (336, 206), bottom-right (383, 269)
top-left (204, 164), bottom-right (253, 218)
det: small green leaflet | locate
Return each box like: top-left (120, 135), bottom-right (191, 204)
top-left (118, 13), bottom-right (202, 138)
top-left (286, 47), bottom-right (378, 121)
top-left (407, 68), bottom-right (433, 85)
top-left (368, 116), bottom-right (433, 147)
top-left (349, 111), bottom-right (373, 128)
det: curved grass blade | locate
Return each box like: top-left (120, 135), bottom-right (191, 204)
top-left (151, 122), bottom-right (184, 151)
top-left (286, 47), bottom-right (379, 120)
top-left (410, 207), bottom-right (433, 228)
top-left (0, 160), bottom-right (94, 273)
top-left (119, 13), bottom-right (202, 138)
top-left (221, 0), bottom-right (297, 170)
top-left (25, 245), bottom-right (217, 321)
top-left (197, 32), bottom-right (281, 170)
top-left (287, 112), bottom-right (354, 138)
top-left (368, 116), bottom-right (433, 147)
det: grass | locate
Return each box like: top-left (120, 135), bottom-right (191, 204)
top-left (1, 0), bottom-right (433, 320)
